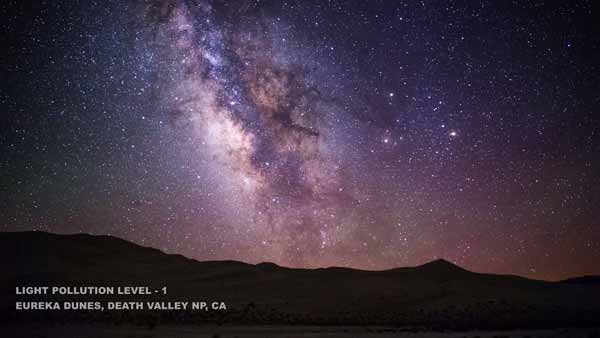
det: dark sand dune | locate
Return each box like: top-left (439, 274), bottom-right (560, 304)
top-left (1, 231), bottom-right (599, 330)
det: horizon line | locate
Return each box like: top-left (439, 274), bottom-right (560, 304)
top-left (2, 229), bottom-right (597, 283)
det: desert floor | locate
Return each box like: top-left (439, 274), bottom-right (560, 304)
top-left (3, 324), bottom-right (600, 338)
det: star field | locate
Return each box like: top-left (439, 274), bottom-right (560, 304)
top-left (1, 0), bottom-right (599, 280)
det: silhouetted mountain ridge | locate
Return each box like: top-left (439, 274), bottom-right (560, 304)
top-left (1, 231), bottom-right (599, 329)
top-left (561, 275), bottom-right (600, 285)
top-left (0, 231), bottom-right (485, 276)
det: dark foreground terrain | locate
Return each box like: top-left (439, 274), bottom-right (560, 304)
top-left (1, 231), bottom-right (599, 335)
top-left (3, 324), bottom-right (600, 338)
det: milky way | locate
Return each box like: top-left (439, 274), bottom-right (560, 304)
top-left (139, 0), bottom-right (360, 266)
top-left (2, 0), bottom-right (600, 280)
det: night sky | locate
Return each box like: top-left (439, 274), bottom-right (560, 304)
top-left (2, 0), bottom-right (599, 281)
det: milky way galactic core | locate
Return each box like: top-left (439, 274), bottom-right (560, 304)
top-left (2, 0), bottom-right (599, 280)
